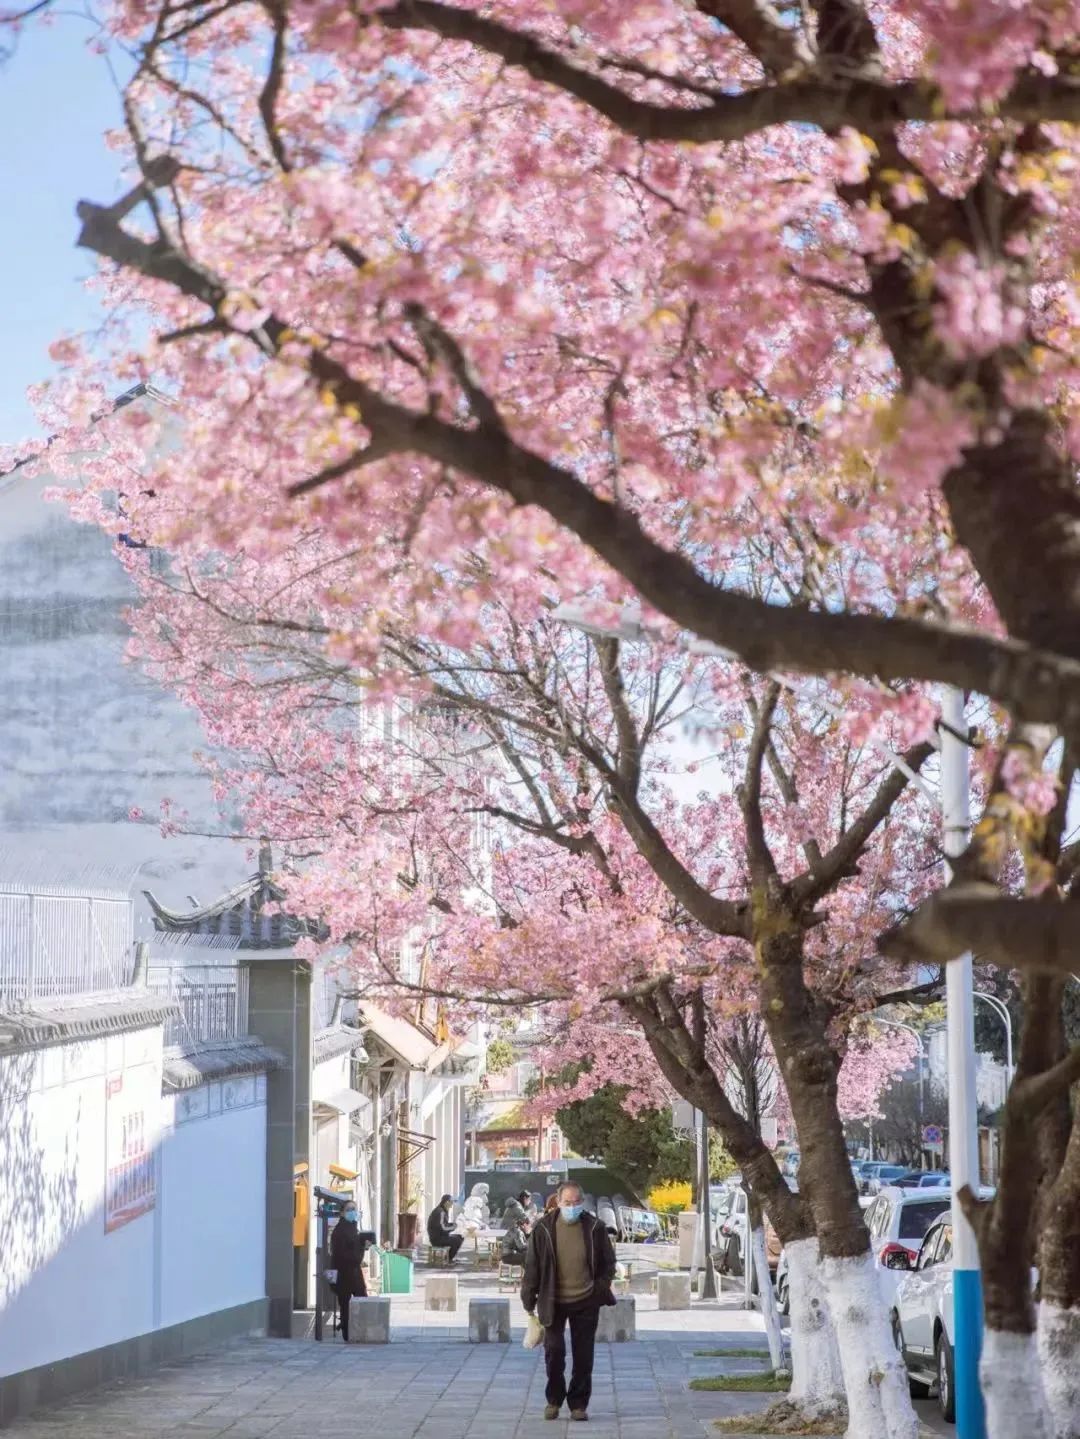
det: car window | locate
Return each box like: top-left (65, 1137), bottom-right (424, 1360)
top-left (873, 1201), bottom-right (892, 1239)
top-left (917, 1225), bottom-right (943, 1270)
top-left (898, 1198), bottom-right (951, 1240)
top-left (936, 1224), bottom-right (953, 1264)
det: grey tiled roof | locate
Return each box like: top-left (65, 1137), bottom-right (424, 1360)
top-left (144, 846), bottom-right (325, 951)
top-left (0, 990), bottom-right (179, 1053)
top-left (313, 1023), bottom-right (368, 1064)
top-left (162, 1035), bottom-right (286, 1090)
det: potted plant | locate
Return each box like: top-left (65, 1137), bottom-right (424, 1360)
top-left (397, 1181), bottom-right (424, 1250)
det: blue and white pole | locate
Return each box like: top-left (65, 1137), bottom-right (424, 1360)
top-left (940, 687), bottom-right (987, 1439)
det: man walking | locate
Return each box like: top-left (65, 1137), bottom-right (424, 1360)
top-left (521, 1180), bottom-right (617, 1421)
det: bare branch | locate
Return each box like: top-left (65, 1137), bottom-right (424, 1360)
top-left (878, 888), bottom-right (1080, 975)
top-left (371, 3), bottom-right (1080, 139)
top-left (791, 738), bottom-right (934, 909)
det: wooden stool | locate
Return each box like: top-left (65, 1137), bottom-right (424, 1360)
top-left (427, 1245), bottom-right (451, 1266)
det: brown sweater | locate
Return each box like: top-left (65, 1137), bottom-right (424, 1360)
top-left (555, 1215), bottom-right (593, 1303)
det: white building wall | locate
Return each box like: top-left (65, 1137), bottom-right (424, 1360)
top-left (0, 1027), bottom-right (161, 1375)
top-left (0, 431), bottom-right (249, 926)
top-left (159, 1076), bottom-right (267, 1330)
top-left (0, 1023), bottom-right (267, 1379)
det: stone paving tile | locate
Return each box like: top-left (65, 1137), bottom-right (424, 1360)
top-left (2, 1262), bottom-right (951, 1439)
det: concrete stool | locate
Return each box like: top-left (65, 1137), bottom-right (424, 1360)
top-left (426, 1274), bottom-right (459, 1312)
top-left (468, 1297), bottom-right (511, 1343)
top-left (597, 1295), bottom-right (635, 1342)
top-left (657, 1271), bottom-right (691, 1310)
top-left (347, 1296), bottom-right (390, 1344)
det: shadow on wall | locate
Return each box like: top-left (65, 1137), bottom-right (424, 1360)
top-left (0, 1050), bottom-right (80, 1314)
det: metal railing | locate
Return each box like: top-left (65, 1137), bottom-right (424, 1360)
top-left (146, 962), bottom-right (250, 1048)
top-left (0, 885), bottom-right (135, 1007)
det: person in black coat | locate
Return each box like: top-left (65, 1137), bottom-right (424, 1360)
top-left (521, 1181), bottom-right (617, 1421)
top-left (329, 1202), bottom-right (368, 1340)
top-left (426, 1194), bottom-right (464, 1263)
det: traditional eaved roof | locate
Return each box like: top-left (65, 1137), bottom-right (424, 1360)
top-left (162, 1035), bottom-right (286, 1091)
top-left (0, 990), bottom-right (179, 1054)
top-left (313, 1023), bottom-right (369, 1064)
top-left (144, 844), bottom-right (326, 951)
top-left (358, 1001), bottom-right (440, 1071)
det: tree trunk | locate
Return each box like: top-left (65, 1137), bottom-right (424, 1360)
top-left (757, 927), bottom-right (917, 1439)
top-left (1037, 1095), bottom-right (1080, 1439)
top-left (784, 1237), bottom-right (845, 1417)
top-left (626, 991), bottom-right (845, 1415)
top-left (975, 976), bottom-right (1064, 1437)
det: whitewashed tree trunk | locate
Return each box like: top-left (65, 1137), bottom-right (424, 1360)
top-left (981, 1328), bottom-right (1052, 1438)
top-left (784, 1238), bottom-right (844, 1415)
top-left (750, 1224), bottom-right (785, 1373)
top-left (1038, 1305), bottom-right (1080, 1439)
top-left (820, 1252), bottom-right (919, 1439)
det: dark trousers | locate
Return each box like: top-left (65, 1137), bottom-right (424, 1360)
top-left (447, 1234), bottom-right (464, 1261)
top-left (337, 1273), bottom-right (367, 1340)
top-left (544, 1301), bottom-right (600, 1411)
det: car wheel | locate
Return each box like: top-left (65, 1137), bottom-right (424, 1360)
top-left (936, 1330), bottom-right (956, 1423)
top-left (776, 1271), bottom-right (790, 1316)
top-left (891, 1313), bottom-right (931, 1399)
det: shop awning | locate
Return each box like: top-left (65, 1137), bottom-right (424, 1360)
top-left (314, 1086), bottom-right (368, 1116)
top-left (357, 1002), bottom-right (437, 1070)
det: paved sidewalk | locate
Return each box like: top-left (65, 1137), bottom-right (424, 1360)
top-left (2, 1260), bottom-right (949, 1439)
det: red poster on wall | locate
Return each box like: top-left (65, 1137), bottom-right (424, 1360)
top-left (105, 1069), bottom-right (157, 1233)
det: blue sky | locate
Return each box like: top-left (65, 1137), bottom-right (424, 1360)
top-left (0, 24), bottom-right (127, 443)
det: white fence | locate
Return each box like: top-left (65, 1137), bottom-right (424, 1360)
top-left (0, 885), bottom-right (134, 1006)
top-left (146, 960), bottom-right (250, 1049)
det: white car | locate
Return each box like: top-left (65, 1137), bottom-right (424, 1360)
top-left (891, 1213), bottom-right (958, 1423)
top-left (864, 1186), bottom-right (951, 1303)
top-left (774, 1196), bottom-right (873, 1315)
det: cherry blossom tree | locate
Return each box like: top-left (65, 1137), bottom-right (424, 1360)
top-left (10, 1), bottom-right (1080, 1430)
top-left (83, 519), bottom-right (944, 1431)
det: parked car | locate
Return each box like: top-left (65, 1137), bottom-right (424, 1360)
top-left (866, 1163), bottom-right (914, 1195)
top-left (713, 1187), bottom-right (748, 1271)
top-left (891, 1195), bottom-right (999, 1425)
top-left (865, 1187), bottom-right (952, 1302)
top-left (916, 1172), bottom-right (951, 1188)
top-left (891, 1213), bottom-right (958, 1422)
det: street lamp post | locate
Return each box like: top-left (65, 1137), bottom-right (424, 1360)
top-left (941, 687), bottom-right (987, 1439)
top-left (973, 992), bottom-right (1014, 1086)
top-left (698, 1108), bottom-right (719, 1300)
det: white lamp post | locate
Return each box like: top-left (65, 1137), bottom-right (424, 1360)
top-left (940, 687), bottom-right (987, 1439)
top-left (972, 991), bottom-right (1014, 1086)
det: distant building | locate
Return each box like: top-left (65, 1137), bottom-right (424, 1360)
top-left (0, 384), bottom-right (249, 923)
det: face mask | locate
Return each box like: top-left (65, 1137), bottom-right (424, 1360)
top-left (560, 1203), bottom-right (584, 1223)
top-left (343, 1209), bottom-right (357, 1223)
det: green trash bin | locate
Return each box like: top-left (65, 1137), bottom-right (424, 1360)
top-left (381, 1250), bottom-right (414, 1295)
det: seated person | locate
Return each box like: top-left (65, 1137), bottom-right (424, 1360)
top-left (501, 1189), bottom-right (533, 1228)
top-left (501, 1217), bottom-right (529, 1268)
top-left (426, 1194), bottom-right (464, 1263)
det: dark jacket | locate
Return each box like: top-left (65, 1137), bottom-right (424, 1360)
top-left (329, 1218), bottom-right (368, 1299)
top-left (521, 1210), bottom-right (617, 1327)
top-left (427, 1203), bottom-right (456, 1246)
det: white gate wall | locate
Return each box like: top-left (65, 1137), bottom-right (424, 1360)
top-left (159, 1077), bottom-right (266, 1330)
top-left (0, 1025), bottom-right (267, 1379)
